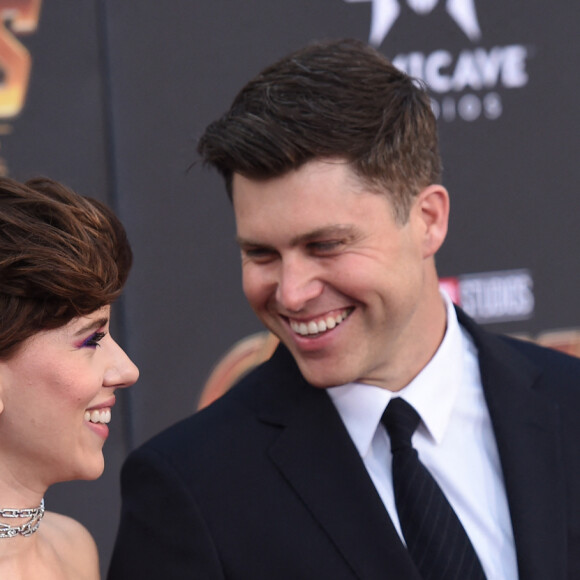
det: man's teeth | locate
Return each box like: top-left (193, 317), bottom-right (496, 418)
top-left (84, 408), bottom-right (111, 424)
top-left (290, 310), bottom-right (350, 336)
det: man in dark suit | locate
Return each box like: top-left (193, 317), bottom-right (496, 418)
top-left (108, 39), bottom-right (580, 579)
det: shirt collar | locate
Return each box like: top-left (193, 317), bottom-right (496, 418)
top-left (327, 291), bottom-right (464, 456)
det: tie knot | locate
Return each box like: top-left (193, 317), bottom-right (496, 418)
top-left (381, 398), bottom-right (421, 451)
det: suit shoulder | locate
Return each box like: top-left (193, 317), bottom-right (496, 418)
top-left (458, 306), bottom-right (580, 379)
top-left (495, 334), bottom-right (580, 408)
top-left (500, 334), bottom-right (580, 373)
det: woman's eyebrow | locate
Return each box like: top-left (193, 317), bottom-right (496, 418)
top-left (73, 317), bottom-right (109, 337)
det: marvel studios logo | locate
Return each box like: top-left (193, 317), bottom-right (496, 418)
top-left (440, 269), bottom-right (534, 324)
top-left (344, 0), bottom-right (531, 123)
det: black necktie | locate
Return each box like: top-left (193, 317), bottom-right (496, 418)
top-left (381, 397), bottom-right (486, 580)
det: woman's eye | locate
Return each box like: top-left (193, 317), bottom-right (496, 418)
top-left (82, 331), bottom-right (106, 348)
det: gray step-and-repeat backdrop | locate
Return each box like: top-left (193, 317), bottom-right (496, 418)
top-left (2, 0), bottom-right (578, 574)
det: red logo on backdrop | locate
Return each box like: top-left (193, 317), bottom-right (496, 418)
top-left (439, 269), bottom-right (534, 324)
top-left (438, 276), bottom-right (460, 305)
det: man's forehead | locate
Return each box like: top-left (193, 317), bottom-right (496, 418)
top-left (231, 158), bottom-right (358, 192)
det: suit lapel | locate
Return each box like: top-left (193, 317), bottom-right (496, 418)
top-left (255, 347), bottom-right (421, 580)
top-left (458, 309), bottom-right (567, 580)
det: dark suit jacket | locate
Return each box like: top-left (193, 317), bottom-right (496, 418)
top-left (108, 310), bottom-right (580, 579)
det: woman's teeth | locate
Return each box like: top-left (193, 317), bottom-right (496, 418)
top-left (84, 408), bottom-right (111, 424)
top-left (290, 309), bottom-right (351, 336)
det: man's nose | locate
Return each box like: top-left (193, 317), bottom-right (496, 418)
top-left (275, 257), bottom-right (324, 312)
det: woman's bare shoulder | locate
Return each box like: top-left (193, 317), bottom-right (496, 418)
top-left (41, 511), bottom-right (100, 579)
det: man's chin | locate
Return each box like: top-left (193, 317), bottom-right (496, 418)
top-left (295, 360), bottom-right (348, 389)
top-left (275, 332), bottom-right (355, 388)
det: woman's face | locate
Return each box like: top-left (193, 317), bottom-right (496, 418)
top-left (0, 305), bottom-right (139, 489)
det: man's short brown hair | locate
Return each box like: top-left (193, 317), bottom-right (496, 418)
top-left (198, 38), bottom-right (442, 223)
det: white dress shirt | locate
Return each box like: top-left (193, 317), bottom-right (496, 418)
top-left (327, 293), bottom-right (518, 580)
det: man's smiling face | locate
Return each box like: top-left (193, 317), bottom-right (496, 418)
top-left (233, 159), bottom-right (447, 391)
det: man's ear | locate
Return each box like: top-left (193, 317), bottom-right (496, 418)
top-left (415, 184), bottom-right (449, 259)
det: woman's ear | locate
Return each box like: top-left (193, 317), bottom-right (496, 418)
top-left (415, 184), bottom-right (450, 258)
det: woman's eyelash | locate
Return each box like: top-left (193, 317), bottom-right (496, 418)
top-left (82, 331), bottom-right (106, 348)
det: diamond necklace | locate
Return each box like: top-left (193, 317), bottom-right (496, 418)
top-left (0, 499), bottom-right (45, 538)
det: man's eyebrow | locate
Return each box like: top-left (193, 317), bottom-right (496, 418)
top-left (236, 236), bottom-right (268, 249)
top-left (74, 317), bottom-right (109, 337)
top-left (236, 225), bottom-right (356, 248)
top-left (290, 225), bottom-right (355, 246)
